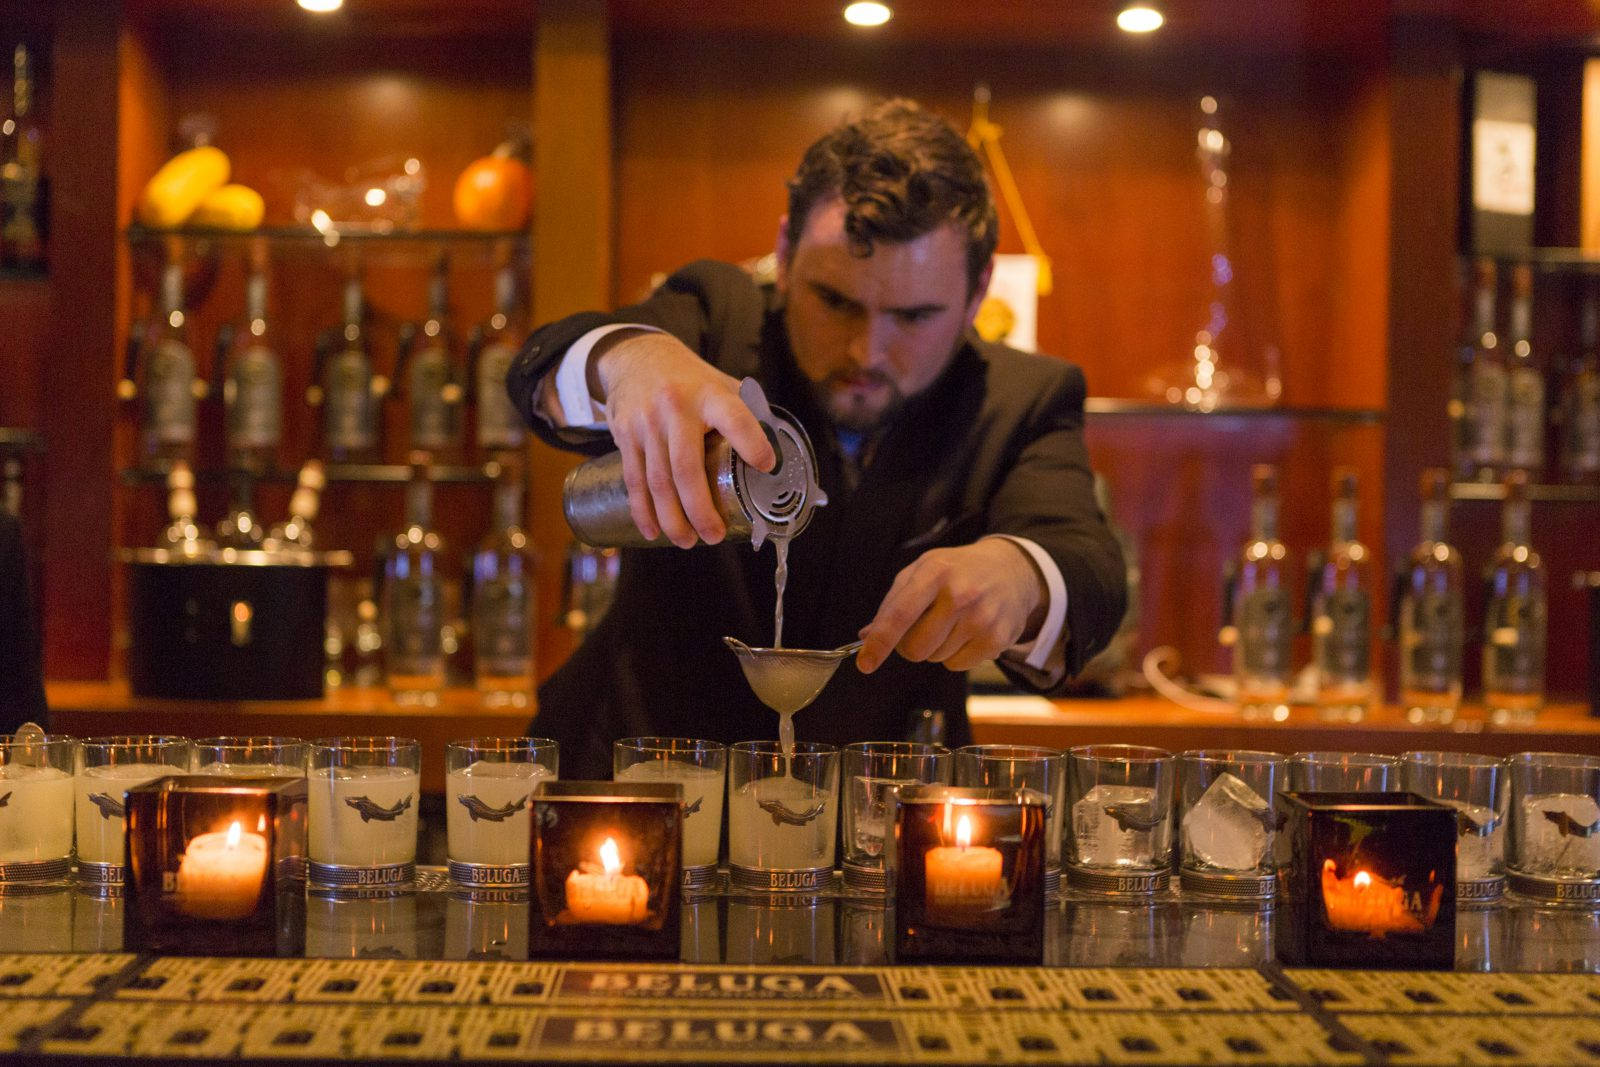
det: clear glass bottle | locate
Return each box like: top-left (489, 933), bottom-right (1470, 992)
top-left (1482, 471), bottom-right (1545, 725)
top-left (1230, 464), bottom-right (1292, 721)
top-left (472, 467), bottom-right (535, 707)
top-left (1398, 468), bottom-right (1464, 724)
top-left (317, 273), bottom-right (382, 463)
top-left (383, 458), bottom-right (446, 704)
top-left (1504, 263), bottom-right (1546, 476)
top-left (214, 473), bottom-right (266, 551)
top-left (1561, 280), bottom-right (1600, 484)
top-left (397, 256), bottom-right (462, 460)
top-left (224, 268), bottom-right (283, 475)
top-left (472, 263), bottom-right (527, 457)
top-left (0, 43), bottom-right (45, 270)
top-left (1312, 467), bottom-right (1374, 722)
top-left (265, 459), bottom-right (325, 553)
top-left (157, 460), bottom-right (211, 558)
top-left (1457, 258), bottom-right (1506, 481)
top-left (140, 263), bottom-right (199, 464)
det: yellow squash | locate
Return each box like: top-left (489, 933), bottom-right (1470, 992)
top-left (135, 146), bottom-right (231, 228)
top-left (189, 184), bottom-right (264, 230)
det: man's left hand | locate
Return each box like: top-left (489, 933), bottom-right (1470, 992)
top-left (856, 538), bottom-right (1046, 675)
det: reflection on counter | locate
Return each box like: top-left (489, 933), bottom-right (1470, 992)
top-left (11, 879), bottom-right (1599, 973)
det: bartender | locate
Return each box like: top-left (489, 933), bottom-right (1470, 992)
top-left (509, 99), bottom-right (1125, 779)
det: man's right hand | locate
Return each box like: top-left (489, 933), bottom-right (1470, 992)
top-left (594, 331), bottom-right (777, 548)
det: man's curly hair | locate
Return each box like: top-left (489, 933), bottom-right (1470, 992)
top-left (785, 99), bottom-right (998, 297)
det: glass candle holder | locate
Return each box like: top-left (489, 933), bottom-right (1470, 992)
top-left (1065, 744), bottom-right (1175, 895)
top-left (1400, 751), bottom-right (1509, 904)
top-left (123, 775), bottom-right (305, 956)
top-left (841, 741), bottom-right (950, 894)
top-left (1289, 751), bottom-right (1399, 792)
top-left (1177, 749), bottom-right (1287, 902)
top-left (76, 736), bottom-right (190, 890)
top-left (529, 780), bottom-right (681, 960)
top-left (613, 737), bottom-right (726, 893)
top-left (190, 737), bottom-right (307, 779)
top-left (0, 735), bottom-right (75, 887)
top-left (306, 737), bottom-right (420, 893)
top-left (445, 736), bottom-right (557, 890)
top-left (1275, 791), bottom-right (1456, 969)
top-left (954, 744), bottom-right (1064, 896)
top-left (1507, 751), bottom-right (1600, 906)
top-left (892, 785), bottom-right (1047, 964)
top-left (727, 741), bottom-right (838, 894)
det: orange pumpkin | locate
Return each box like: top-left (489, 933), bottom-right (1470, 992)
top-left (453, 155), bottom-right (533, 231)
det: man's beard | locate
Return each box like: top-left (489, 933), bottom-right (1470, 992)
top-left (817, 370), bottom-right (906, 434)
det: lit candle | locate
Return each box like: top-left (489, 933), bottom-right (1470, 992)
top-left (1319, 858), bottom-right (1443, 937)
top-left (924, 809), bottom-right (1006, 911)
top-left (176, 821), bottom-right (269, 921)
top-left (564, 837), bottom-right (650, 925)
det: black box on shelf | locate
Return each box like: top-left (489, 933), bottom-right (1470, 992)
top-left (1275, 791), bottom-right (1456, 970)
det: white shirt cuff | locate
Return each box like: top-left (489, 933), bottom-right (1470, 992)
top-left (986, 534), bottom-right (1068, 672)
top-left (553, 323), bottom-right (664, 428)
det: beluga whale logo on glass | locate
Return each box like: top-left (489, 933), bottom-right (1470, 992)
top-left (345, 794), bottom-right (413, 822)
top-left (458, 793), bottom-right (529, 823)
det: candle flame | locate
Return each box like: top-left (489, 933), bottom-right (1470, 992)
top-left (599, 837), bottom-right (622, 876)
top-left (1353, 870), bottom-right (1371, 889)
top-left (257, 813), bottom-right (267, 833)
top-left (956, 814), bottom-right (973, 849)
top-left (226, 821), bottom-right (242, 849)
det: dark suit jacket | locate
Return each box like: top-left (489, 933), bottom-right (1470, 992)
top-left (0, 511), bottom-right (47, 734)
top-left (508, 260), bottom-right (1125, 779)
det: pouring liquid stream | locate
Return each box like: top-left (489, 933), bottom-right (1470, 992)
top-left (772, 532), bottom-right (793, 775)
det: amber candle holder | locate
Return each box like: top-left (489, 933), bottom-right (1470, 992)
top-left (123, 775), bottom-right (307, 957)
top-left (893, 785), bottom-right (1047, 965)
top-left (1275, 791), bottom-right (1456, 969)
top-left (529, 780), bottom-right (682, 960)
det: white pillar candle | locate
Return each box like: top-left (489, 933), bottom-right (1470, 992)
top-left (176, 821), bottom-right (269, 921)
top-left (564, 837), bottom-right (649, 924)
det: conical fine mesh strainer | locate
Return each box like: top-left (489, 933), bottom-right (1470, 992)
top-left (723, 637), bottom-right (862, 715)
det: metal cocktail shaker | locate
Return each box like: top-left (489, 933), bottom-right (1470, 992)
top-left (563, 378), bottom-right (826, 549)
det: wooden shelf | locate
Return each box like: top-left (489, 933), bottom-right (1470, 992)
top-left (1450, 481), bottom-right (1600, 503)
top-left (1085, 399), bottom-right (1384, 424)
top-left (46, 681), bottom-right (534, 793)
top-left (968, 693), bottom-right (1599, 758)
top-left (119, 463), bottom-right (500, 486)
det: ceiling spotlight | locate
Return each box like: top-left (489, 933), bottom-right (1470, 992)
top-left (297, 0), bottom-right (344, 13)
top-left (844, 2), bottom-right (892, 28)
top-left (1116, 4), bottom-right (1164, 33)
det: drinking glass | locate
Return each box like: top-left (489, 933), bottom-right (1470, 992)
top-left (841, 741), bottom-right (950, 893)
top-left (307, 737), bottom-right (420, 892)
top-left (76, 736), bottom-right (189, 890)
top-left (0, 735), bottom-right (76, 886)
top-left (727, 741), bottom-right (838, 893)
top-left (1401, 751), bottom-right (1508, 902)
top-left (1065, 744), bottom-right (1175, 895)
top-left (1177, 749), bottom-right (1286, 901)
top-left (190, 737), bottom-right (306, 778)
top-left (1507, 751), bottom-right (1600, 906)
top-left (1289, 751), bottom-right (1399, 792)
top-left (445, 737), bottom-right (557, 889)
top-left (614, 737), bottom-right (726, 892)
top-left (955, 744), bottom-right (1065, 896)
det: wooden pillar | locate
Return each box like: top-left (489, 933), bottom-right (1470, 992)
top-left (529, 0), bottom-right (612, 683)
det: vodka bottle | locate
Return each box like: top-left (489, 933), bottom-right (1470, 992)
top-left (1311, 468), bottom-right (1374, 722)
top-left (383, 458), bottom-right (446, 704)
top-left (158, 460), bottom-right (211, 558)
top-left (1483, 471), bottom-right (1545, 724)
top-left (140, 263), bottom-right (199, 464)
top-left (1504, 263), bottom-right (1546, 476)
top-left (1230, 464), bottom-right (1292, 720)
top-left (472, 469), bottom-right (535, 706)
top-left (265, 460), bottom-right (325, 552)
top-left (223, 268), bottom-right (283, 475)
top-left (316, 274), bottom-right (381, 463)
top-left (1561, 281), bottom-right (1600, 484)
top-left (396, 257), bottom-right (462, 459)
top-left (1458, 258), bottom-right (1506, 481)
top-left (1398, 468), bottom-right (1464, 724)
top-left (472, 264), bottom-right (527, 456)
top-left (0, 44), bottom-right (44, 270)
